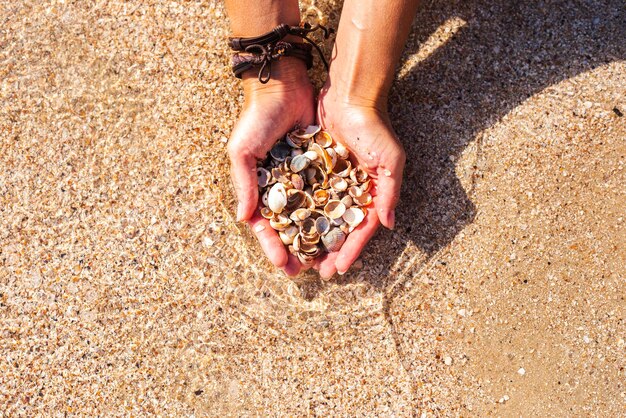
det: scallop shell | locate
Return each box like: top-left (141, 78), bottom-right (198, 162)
top-left (324, 200), bottom-right (346, 220)
top-left (268, 183), bottom-right (287, 213)
top-left (321, 227), bottom-right (346, 252)
top-left (343, 207), bottom-right (365, 228)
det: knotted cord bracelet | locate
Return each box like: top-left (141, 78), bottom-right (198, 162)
top-left (232, 41), bottom-right (313, 83)
top-left (229, 22), bottom-right (334, 83)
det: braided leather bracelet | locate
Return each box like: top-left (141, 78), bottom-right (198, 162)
top-left (229, 22), bottom-right (333, 83)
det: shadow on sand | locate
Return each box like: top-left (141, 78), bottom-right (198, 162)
top-left (296, 0), bottom-right (624, 299)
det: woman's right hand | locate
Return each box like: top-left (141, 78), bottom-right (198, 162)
top-left (227, 58), bottom-right (314, 276)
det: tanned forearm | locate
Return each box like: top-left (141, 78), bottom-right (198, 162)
top-left (327, 0), bottom-right (419, 111)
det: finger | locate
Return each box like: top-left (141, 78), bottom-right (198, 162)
top-left (247, 213), bottom-right (288, 268)
top-left (374, 162), bottom-right (404, 230)
top-left (335, 211), bottom-right (380, 274)
top-left (228, 145), bottom-right (259, 222)
top-left (318, 252), bottom-right (338, 279)
top-left (282, 254), bottom-right (302, 277)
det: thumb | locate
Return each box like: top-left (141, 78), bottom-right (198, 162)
top-left (228, 141), bottom-right (259, 222)
top-left (374, 157), bottom-right (404, 230)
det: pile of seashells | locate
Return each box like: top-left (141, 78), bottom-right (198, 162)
top-left (257, 125), bottom-right (372, 266)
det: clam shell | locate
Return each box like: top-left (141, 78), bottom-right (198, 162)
top-left (270, 142), bottom-right (291, 161)
top-left (325, 148), bottom-right (337, 173)
top-left (286, 189), bottom-right (306, 211)
top-left (340, 195), bottom-right (353, 208)
top-left (313, 189), bottom-right (329, 206)
top-left (332, 158), bottom-right (351, 177)
top-left (321, 227), bottom-right (346, 252)
top-left (289, 208), bottom-right (311, 221)
top-left (289, 154), bottom-right (311, 172)
top-left (315, 131), bottom-right (333, 147)
top-left (268, 183), bottom-right (287, 213)
top-left (324, 200), bottom-right (346, 220)
top-left (350, 167), bottom-right (369, 183)
top-left (329, 176), bottom-right (348, 192)
top-left (348, 185), bottom-right (363, 198)
top-left (300, 218), bottom-right (317, 236)
top-left (343, 207), bottom-right (365, 228)
top-left (334, 142), bottom-right (350, 159)
top-left (271, 167), bottom-right (289, 184)
top-left (279, 225), bottom-right (299, 245)
top-left (290, 148), bottom-right (304, 158)
top-left (353, 192), bottom-right (372, 207)
top-left (290, 173), bottom-right (304, 190)
top-left (261, 190), bottom-right (269, 207)
top-left (292, 125), bottom-right (321, 139)
top-left (303, 150), bottom-right (319, 161)
top-left (285, 133), bottom-right (303, 148)
top-left (260, 207), bottom-right (274, 219)
top-left (299, 241), bottom-right (320, 254)
top-left (257, 167), bottom-right (271, 187)
top-left (297, 252), bottom-right (317, 266)
top-left (300, 233), bottom-right (320, 245)
top-left (270, 213), bottom-right (291, 231)
top-left (315, 216), bottom-right (331, 235)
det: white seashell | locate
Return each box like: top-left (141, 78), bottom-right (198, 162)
top-left (329, 176), bottom-right (348, 192)
top-left (268, 183), bottom-right (287, 213)
top-left (340, 195), bottom-right (353, 208)
top-left (353, 192), bottom-right (372, 207)
top-left (343, 207), bottom-right (365, 228)
top-left (334, 142), bottom-right (350, 159)
top-left (303, 150), bottom-right (319, 161)
top-left (292, 125), bottom-right (321, 139)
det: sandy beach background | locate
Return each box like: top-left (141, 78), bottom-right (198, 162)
top-left (1, 0), bottom-right (624, 415)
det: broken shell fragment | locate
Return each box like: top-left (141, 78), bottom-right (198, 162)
top-left (315, 216), bottom-right (331, 235)
top-left (270, 213), bottom-right (291, 231)
top-left (260, 207), bottom-right (274, 219)
top-left (353, 192), bottom-right (372, 207)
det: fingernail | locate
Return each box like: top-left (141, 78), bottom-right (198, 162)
top-left (337, 270), bottom-right (346, 275)
top-left (236, 204), bottom-right (244, 222)
top-left (388, 210), bottom-right (395, 230)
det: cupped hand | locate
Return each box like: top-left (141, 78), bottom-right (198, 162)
top-left (227, 59), bottom-right (314, 276)
top-left (314, 90), bottom-right (406, 278)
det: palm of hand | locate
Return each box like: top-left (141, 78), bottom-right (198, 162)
top-left (228, 82), bottom-right (314, 275)
top-left (315, 100), bottom-right (405, 278)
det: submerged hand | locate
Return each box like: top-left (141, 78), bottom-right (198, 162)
top-left (227, 59), bottom-right (314, 275)
top-left (315, 91), bottom-right (405, 278)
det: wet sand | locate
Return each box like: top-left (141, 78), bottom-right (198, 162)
top-left (1, 0), bottom-right (624, 415)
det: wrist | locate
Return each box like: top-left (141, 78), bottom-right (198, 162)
top-left (323, 66), bottom-right (389, 114)
top-left (242, 57), bottom-right (312, 98)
